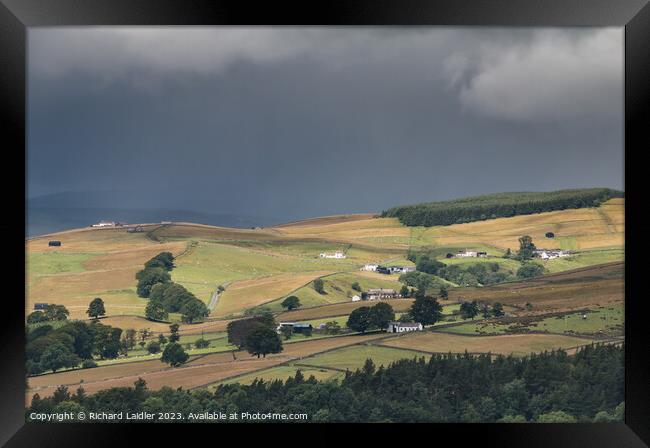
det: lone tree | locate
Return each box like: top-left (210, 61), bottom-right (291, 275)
top-left (439, 286), bottom-right (449, 300)
top-left (313, 278), bottom-right (325, 294)
top-left (323, 321), bottom-right (342, 335)
top-left (399, 285), bottom-right (410, 298)
top-left (369, 302), bottom-right (395, 330)
top-left (124, 328), bottom-right (137, 349)
top-left (517, 235), bottom-right (536, 260)
top-left (351, 282), bottom-right (362, 292)
top-left (492, 302), bottom-right (505, 318)
top-left (244, 326), bottom-right (283, 358)
top-left (281, 296), bottom-right (301, 311)
top-left (347, 306), bottom-right (372, 333)
top-left (227, 313), bottom-right (276, 349)
top-left (460, 301), bottom-right (479, 320)
top-left (44, 304), bottom-right (70, 321)
top-left (86, 298), bottom-right (106, 320)
top-left (161, 342), bottom-right (189, 367)
top-left (168, 323), bottom-right (180, 343)
top-left (410, 295), bottom-right (443, 326)
top-left (481, 303), bottom-right (491, 319)
top-left (146, 341), bottom-right (162, 354)
top-left (194, 338), bottom-right (210, 349)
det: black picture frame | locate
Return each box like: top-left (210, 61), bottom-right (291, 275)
top-left (1, 0), bottom-right (648, 446)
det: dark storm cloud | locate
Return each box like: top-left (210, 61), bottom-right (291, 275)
top-left (27, 27), bottom-right (623, 221)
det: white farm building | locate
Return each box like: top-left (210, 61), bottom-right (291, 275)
top-left (361, 264), bottom-right (379, 271)
top-left (320, 251), bottom-right (346, 259)
top-left (455, 249), bottom-right (488, 258)
top-left (534, 249), bottom-right (570, 260)
top-left (92, 221), bottom-right (116, 228)
top-left (456, 249), bottom-right (477, 258)
top-left (387, 321), bottom-right (423, 333)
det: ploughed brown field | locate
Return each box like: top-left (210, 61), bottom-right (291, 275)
top-left (273, 214), bottom-right (377, 228)
top-left (446, 262), bottom-right (623, 313)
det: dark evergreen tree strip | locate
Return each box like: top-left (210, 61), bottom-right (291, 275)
top-left (27, 343), bottom-right (623, 423)
top-left (381, 188), bottom-right (623, 227)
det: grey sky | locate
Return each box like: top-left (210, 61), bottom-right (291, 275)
top-left (27, 27), bottom-right (623, 221)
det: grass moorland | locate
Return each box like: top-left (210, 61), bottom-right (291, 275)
top-left (439, 304), bottom-right (624, 337)
top-left (377, 331), bottom-right (595, 356)
top-left (296, 344), bottom-right (431, 371)
top-left (25, 198), bottom-right (624, 399)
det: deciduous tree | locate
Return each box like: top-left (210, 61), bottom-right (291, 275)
top-left (369, 302), bottom-right (395, 330)
top-left (281, 296), bottom-right (301, 310)
top-left (347, 306), bottom-right (372, 333)
top-left (86, 298), bottom-right (106, 320)
top-left (161, 342), bottom-right (188, 367)
top-left (244, 327), bottom-right (283, 358)
top-left (410, 295), bottom-right (443, 326)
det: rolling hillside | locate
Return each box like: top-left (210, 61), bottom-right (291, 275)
top-left (381, 188), bottom-right (623, 226)
top-left (26, 198), bottom-right (624, 320)
top-left (25, 196), bottom-right (624, 400)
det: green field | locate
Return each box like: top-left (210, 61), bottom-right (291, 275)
top-left (297, 344), bottom-right (430, 371)
top-left (171, 240), bottom-right (402, 306)
top-left (530, 305), bottom-right (623, 336)
top-left (27, 252), bottom-right (98, 275)
top-left (258, 271), bottom-right (404, 312)
top-left (543, 249), bottom-right (624, 273)
top-left (438, 304), bottom-right (624, 337)
top-left (212, 365), bottom-right (345, 388)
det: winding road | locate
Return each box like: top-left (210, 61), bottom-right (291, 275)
top-left (208, 282), bottom-right (231, 311)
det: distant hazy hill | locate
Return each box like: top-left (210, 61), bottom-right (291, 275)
top-left (27, 191), bottom-right (282, 236)
top-left (381, 188), bottom-right (624, 227)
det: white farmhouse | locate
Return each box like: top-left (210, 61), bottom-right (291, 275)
top-left (92, 221), bottom-right (116, 228)
top-left (456, 249), bottom-right (478, 258)
top-left (389, 266), bottom-right (415, 274)
top-left (351, 295), bottom-right (362, 302)
top-left (534, 249), bottom-right (570, 260)
top-left (361, 264), bottom-right (378, 271)
top-left (386, 321), bottom-right (423, 333)
top-left (320, 251), bottom-right (346, 259)
top-left (366, 288), bottom-right (398, 300)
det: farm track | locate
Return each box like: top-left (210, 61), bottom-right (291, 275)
top-left (207, 281), bottom-right (232, 311)
top-left (145, 224), bottom-right (166, 243)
